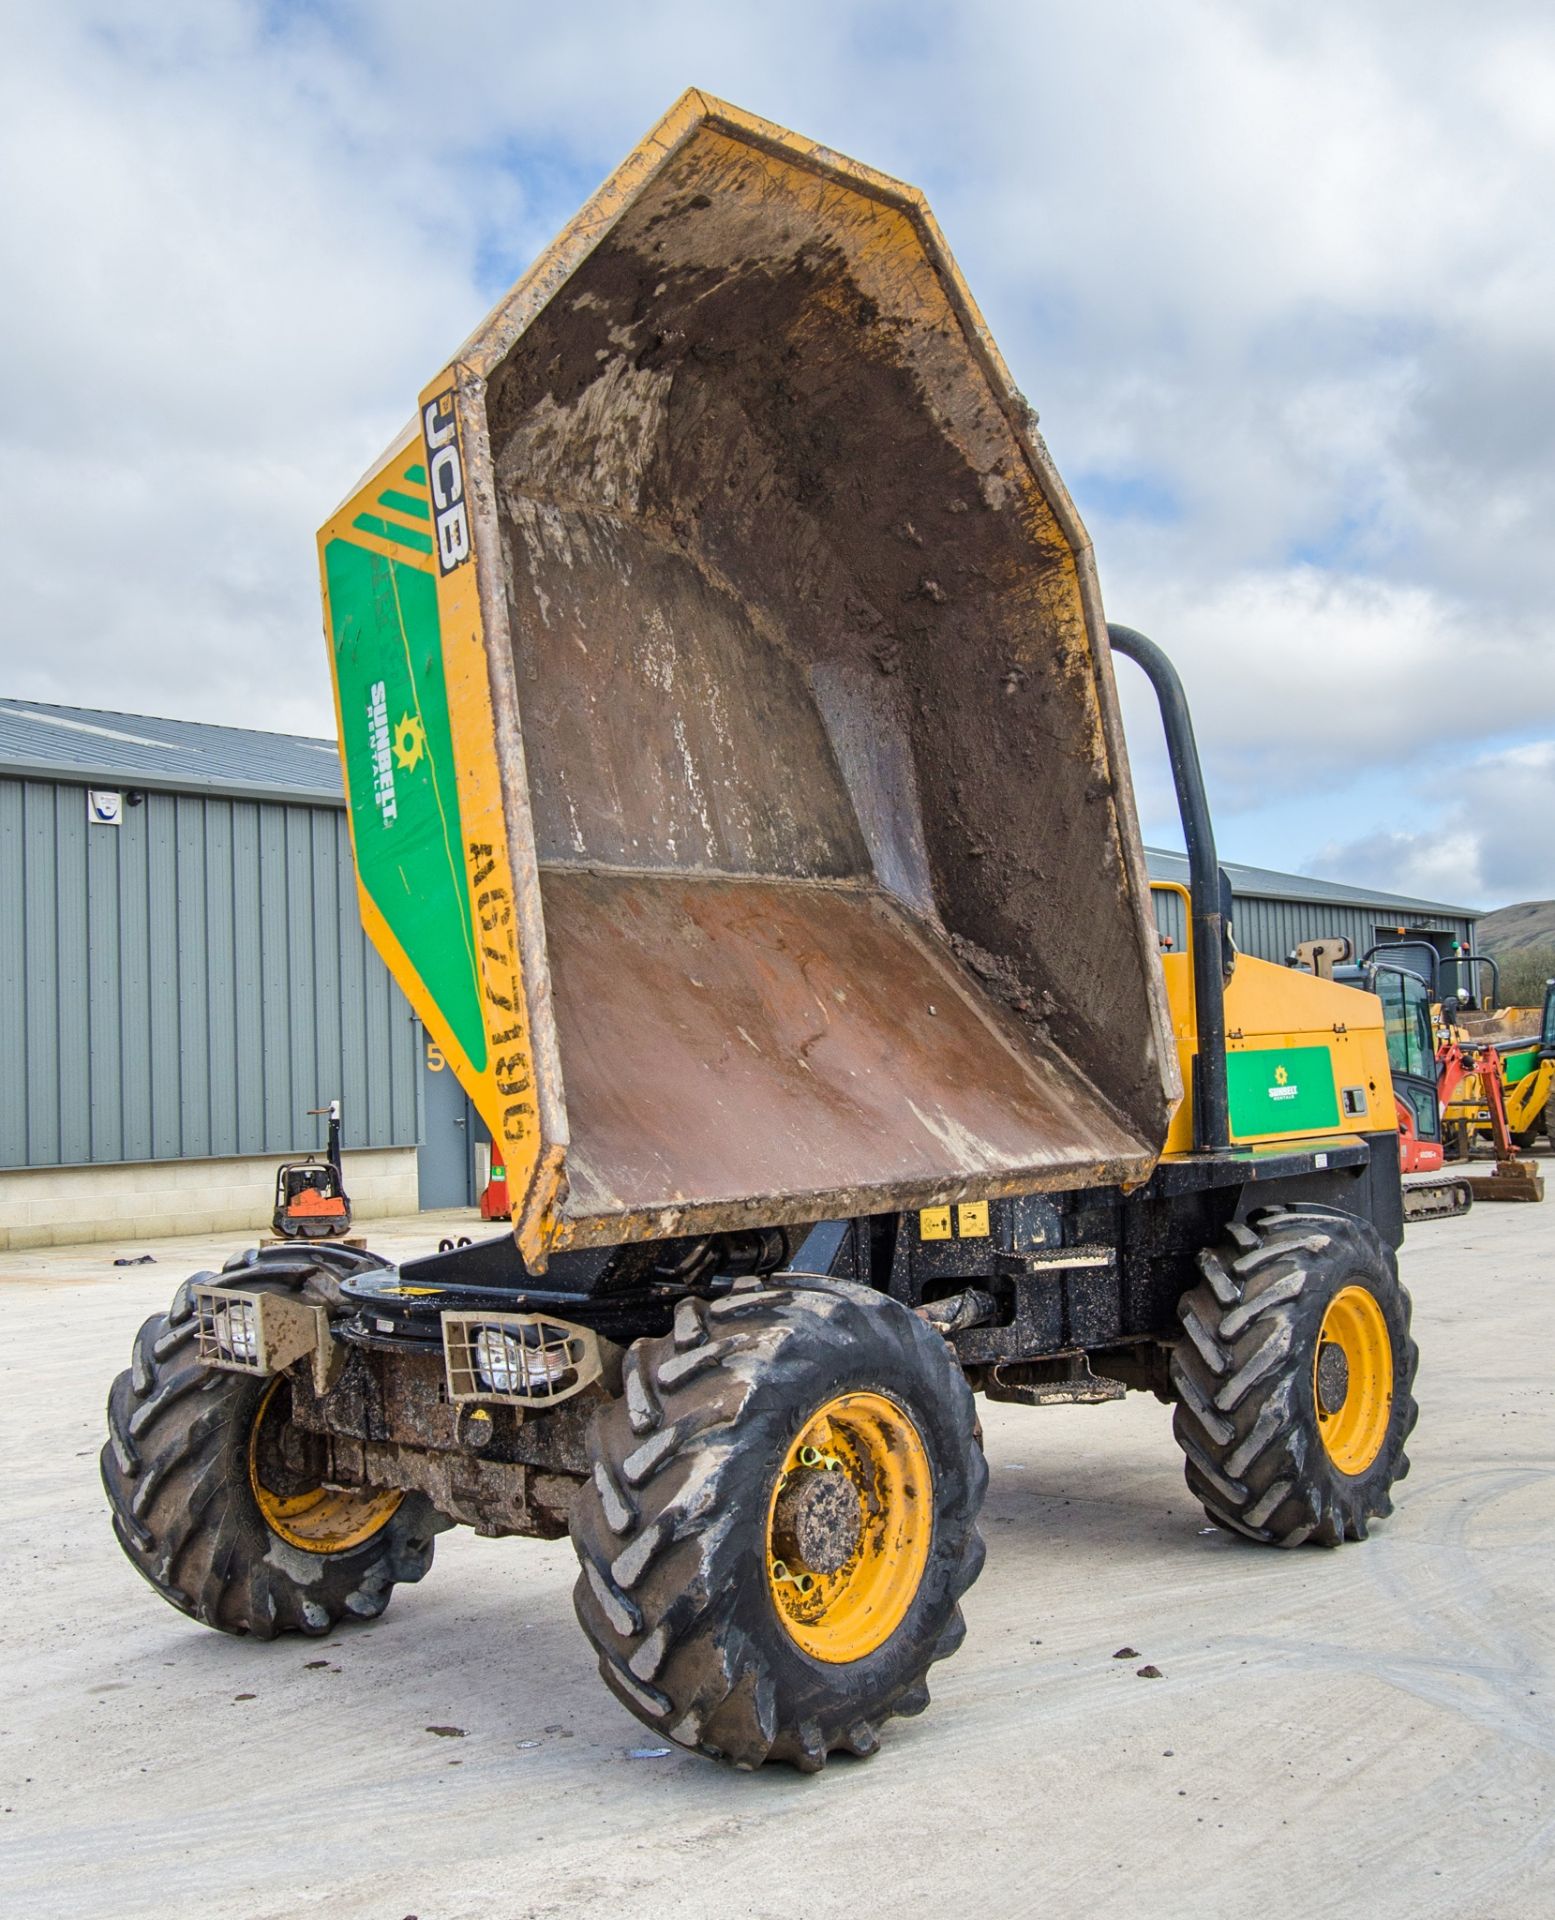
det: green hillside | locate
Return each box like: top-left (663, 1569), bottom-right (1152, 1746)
top-left (1476, 902), bottom-right (1555, 1005)
top-left (1477, 901), bottom-right (1555, 953)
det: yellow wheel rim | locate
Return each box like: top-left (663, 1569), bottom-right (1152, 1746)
top-left (247, 1376), bottom-right (403, 1554)
top-left (764, 1391), bottom-right (933, 1664)
top-left (1313, 1286), bottom-right (1393, 1476)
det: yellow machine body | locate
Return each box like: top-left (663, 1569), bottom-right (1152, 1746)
top-left (1152, 886), bottom-right (1395, 1158)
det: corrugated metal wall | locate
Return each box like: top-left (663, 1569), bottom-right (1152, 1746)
top-left (0, 777), bottom-right (419, 1169)
top-left (1229, 895), bottom-right (1475, 966)
top-left (1151, 886), bottom-right (1475, 965)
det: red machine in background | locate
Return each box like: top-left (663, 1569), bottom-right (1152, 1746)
top-left (1394, 1043), bottom-right (1501, 1172)
top-left (1426, 1041), bottom-right (1539, 1197)
top-left (1390, 1028), bottom-right (1542, 1205)
top-left (1319, 950), bottom-right (1542, 1216)
top-left (272, 1100), bottom-right (353, 1239)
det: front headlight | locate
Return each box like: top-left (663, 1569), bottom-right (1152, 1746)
top-left (473, 1325), bottom-right (563, 1395)
top-left (192, 1287), bottom-right (328, 1382)
top-left (195, 1291), bottom-right (260, 1368)
top-left (225, 1300), bottom-right (260, 1363)
top-left (443, 1312), bottom-right (603, 1406)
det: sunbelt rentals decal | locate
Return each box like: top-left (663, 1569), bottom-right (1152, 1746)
top-left (323, 510), bottom-right (486, 1068)
top-left (364, 684), bottom-right (429, 829)
top-left (1226, 1046), bottom-right (1340, 1136)
top-left (366, 680), bottom-right (397, 826)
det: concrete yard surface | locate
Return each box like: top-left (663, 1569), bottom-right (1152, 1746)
top-left (1, 1206), bottom-right (1551, 1919)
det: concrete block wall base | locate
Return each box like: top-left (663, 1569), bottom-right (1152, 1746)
top-left (0, 1147), bottom-right (418, 1251)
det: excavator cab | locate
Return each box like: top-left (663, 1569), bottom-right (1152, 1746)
top-left (1371, 963), bottom-right (1442, 1165)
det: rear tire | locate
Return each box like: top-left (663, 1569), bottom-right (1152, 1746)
top-left (102, 1256), bottom-right (440, 1636)
top-left (1170, 1205), bottom-right (1418, 1546)
top-left (569, 1278), bottom-right (986, 1771)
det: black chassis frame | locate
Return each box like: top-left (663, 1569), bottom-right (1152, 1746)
top-left (271, 1125), bottom-right (1402, 1545)
top-left (330, 1129), bottom-right (1403, 1378)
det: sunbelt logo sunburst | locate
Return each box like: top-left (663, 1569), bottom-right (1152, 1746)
top-left (394, 712), bottom-right (427, 772)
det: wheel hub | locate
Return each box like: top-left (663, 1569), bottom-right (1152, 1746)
top-left (1312, 1285), bottom-right (1394, 1476)
top-left (772, 1465), bottom-right (863, 1577)
top-left (764, 1392), bottom-right (933, 1664)
top-left (1315, 1340), bottom-right (1350, 1417)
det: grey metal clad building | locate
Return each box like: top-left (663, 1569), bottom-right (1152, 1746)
top-left (0, 700), bottom-right (444, 1248)
top-left (0, 694), bottom-right (1481, 1249)
top-left (1146, 847), bottom-right (1479, 964)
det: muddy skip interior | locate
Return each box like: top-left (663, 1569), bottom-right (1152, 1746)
top-left (478, 122), bottom-right (1172, 1237)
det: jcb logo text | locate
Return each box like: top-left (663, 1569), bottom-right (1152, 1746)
top-left (422, 391), bottom-right (472, 574)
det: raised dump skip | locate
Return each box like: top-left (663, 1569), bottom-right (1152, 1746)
top-left (320, 93), bottom-right (1179, 1263)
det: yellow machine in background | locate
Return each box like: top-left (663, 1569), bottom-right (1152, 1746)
top-left (1445, 980), bottom-right (1555, 1151)
top-left (1356, 939), bottom-right (1555, 1157)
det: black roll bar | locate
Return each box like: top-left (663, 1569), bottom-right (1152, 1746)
top-left (1107, 624), bottom-right (1230, 1152)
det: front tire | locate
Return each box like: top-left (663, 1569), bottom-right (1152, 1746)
top-left (1170, 1205), bottom-right (1419, 1546)
top-left (569, 1278), bottom-right (986, 1771)
top-left (102, 1258), bottom-right (440, 1636)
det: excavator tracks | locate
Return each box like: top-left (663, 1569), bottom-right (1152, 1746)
top-left (1402, 1175), bottom-right (1475, 1222)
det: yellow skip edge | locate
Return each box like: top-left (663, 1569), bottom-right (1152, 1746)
top-left (416, 365), bottom-right (565, 1268)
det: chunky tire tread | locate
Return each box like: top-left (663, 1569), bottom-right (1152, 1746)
top-left (1169, 1204), bottom-right (1419, 1547)
top-left (102, 1255), bottom-right (438, 1638)
top-left (571, 1280), bottom-right (986, 1772)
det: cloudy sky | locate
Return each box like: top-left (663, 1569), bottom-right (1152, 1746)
top-left (3, 1), bottom-right (1552, 907)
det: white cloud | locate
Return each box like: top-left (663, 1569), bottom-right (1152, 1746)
top-left (1310, 741), bottom-right (1555, 907)
top-left (0, 3), bottom-right (510, 732)
top-left (0, 1), bottom-right (1552, 902)
top-left (1106, 563), bottom-right (1554, 799)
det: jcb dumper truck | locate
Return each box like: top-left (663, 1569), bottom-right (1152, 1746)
top-left (103, 93), bottom-right (1419, 1773)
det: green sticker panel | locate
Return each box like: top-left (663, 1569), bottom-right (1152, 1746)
top-left (1227, 1045), bottom-right (1340, 1138)
top-left (325, 537), bottom-right (487, 1070)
